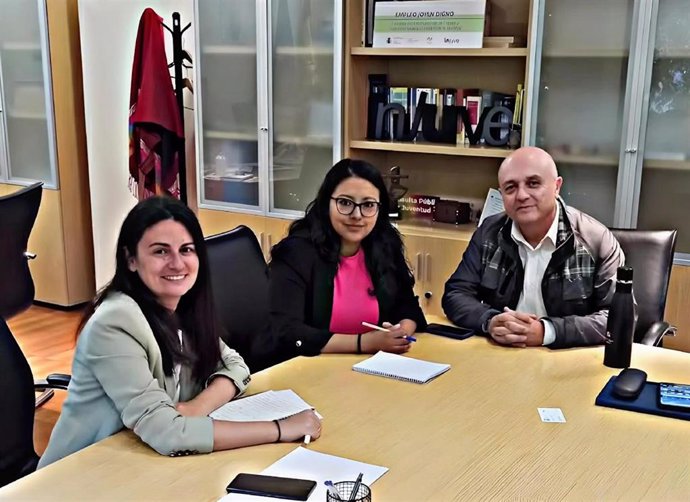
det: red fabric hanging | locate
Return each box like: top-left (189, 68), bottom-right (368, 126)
top-left (128, 8), bottom-right (183, 199)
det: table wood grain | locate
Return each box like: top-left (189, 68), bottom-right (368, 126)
top-left (2, 325), bottom-right (689, 501)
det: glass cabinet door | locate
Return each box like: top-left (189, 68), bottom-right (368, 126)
top-left (637, 1), bottom-right (690, 255)
top-left (197, 0), bottom-right (259, 209)
top-left (269, 0), bottom-right (336, 213)
top-left (0, 0), bottom-right (56, 186)
top-left (531, 0), bottom-right (635, 226)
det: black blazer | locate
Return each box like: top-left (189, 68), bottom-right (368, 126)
top-left (267, 234), bottom-right (427, 362)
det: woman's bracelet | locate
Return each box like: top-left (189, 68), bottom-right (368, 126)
top-left (356, 333), bottom-right (363, 354)
top-left (273, 419), bottom-right (282, 442)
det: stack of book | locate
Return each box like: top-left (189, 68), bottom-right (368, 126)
top-left (382, 86), bottom-right (518, 144)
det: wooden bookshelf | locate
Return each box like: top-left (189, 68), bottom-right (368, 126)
top-left (343, 0), bottom-right (532, 197)
top-left (342, 0), bottom-right (534, 316)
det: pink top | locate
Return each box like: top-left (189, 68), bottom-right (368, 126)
top-left (329, 248), bottom-right (379, 335)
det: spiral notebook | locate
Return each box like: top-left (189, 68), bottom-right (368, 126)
top-left (352, 351), bottom-right (450, 384)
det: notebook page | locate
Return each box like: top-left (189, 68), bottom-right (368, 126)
top-left (210, 389), bottom-right (315, 421)
top-left (353, 351), bottom-right (450, 383)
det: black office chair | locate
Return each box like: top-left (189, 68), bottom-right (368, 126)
top-left (0, 183), bottom-right (43, 319)
top-left (0, 183), bottom-right (71, 406)
top-left (205, 226), bottom-right (275, 372)
top-left (0, 317), bottom-right (39, 488)
top-left (611, 229), bottom-right (677, 346)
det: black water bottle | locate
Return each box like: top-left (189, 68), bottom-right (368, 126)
top-left (604, 266), bottom-right (636, 368)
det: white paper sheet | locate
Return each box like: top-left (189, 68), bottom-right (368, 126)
top-left (478, 188), bottom-right (505, 226)
top-left (537, 407), bottom-right (566, 423)
top-left (210, 390), bottom-right (316, 422)
top-left (220, 447), bottom-right (389, 502)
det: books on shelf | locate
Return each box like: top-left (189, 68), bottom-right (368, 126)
top-left (368, 81), bottom-right (518, 145)
top-left (389, 86), bottom-right (411, 139)
top-left (353, 351), bottom-right (451, 384)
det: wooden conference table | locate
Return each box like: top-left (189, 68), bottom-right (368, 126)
top-left (2, 318), bottom-right (689, 501)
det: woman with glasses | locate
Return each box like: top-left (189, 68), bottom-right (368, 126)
top-left (267, 158), bottom-right (426, 362)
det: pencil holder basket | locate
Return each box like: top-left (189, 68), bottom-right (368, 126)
top-left (327, 481), bottom-right (371, 502)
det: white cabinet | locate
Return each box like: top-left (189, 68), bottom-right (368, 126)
top-left (194, 0), bottom-right (342, 218)
top-left (528, 0), bottom-right (690, 257)
top-left (0, 0), bottom-right (57, 187)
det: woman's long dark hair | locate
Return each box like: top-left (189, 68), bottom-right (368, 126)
top-left (79, 196), bottom-right (222, 381)
top-left (277, 158), bottom-right (414, 297)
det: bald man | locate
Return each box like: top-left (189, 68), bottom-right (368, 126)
top-left (442, 147), bottom-right (624, 348)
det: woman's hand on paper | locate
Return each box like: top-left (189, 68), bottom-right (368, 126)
top-left (279, 410), bottom-right (322, 442)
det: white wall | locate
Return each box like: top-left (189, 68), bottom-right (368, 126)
top-left (79, 0), bottom-right (194, 289)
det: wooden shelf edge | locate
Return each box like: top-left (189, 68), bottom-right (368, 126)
top-left (350, 140), bottom-right (513, 158)
top-left (350, 47), bottom-right (528, 57)
top-left (551, 153), bottom-right (619, 166)
top-left (645, 159), bottom-right (690, 171)
top-left (551, 154), bottom-right (690, 171)
top-left (205, 130), bottom-right (332, 147)
top-left (202, 45), bottom-right (256, 55)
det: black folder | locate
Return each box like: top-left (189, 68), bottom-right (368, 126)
top-left (595, 376), bottom-right (690, 421)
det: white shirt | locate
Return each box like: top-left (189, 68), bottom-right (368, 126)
top-left (510, 204), bottom-right (560, 346)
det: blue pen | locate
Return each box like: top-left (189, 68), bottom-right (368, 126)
top-left (325, 480), bottom-right (343, 501)
top-left (404, 335), bottom-right (417, 342)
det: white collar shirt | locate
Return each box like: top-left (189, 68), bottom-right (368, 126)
top-left (510, 204), bottom-right (560, 345)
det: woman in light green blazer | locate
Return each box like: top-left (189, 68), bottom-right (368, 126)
top-left (39, 197), bottom-right (321, 468)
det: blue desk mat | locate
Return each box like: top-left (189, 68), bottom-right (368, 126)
top-left (595, 376), bottom-right (690, 422)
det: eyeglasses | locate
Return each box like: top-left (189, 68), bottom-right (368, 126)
top-left (331, 197), bottom-right (381, 217)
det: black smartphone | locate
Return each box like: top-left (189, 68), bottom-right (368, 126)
top-left (226, 473), bottom-right (316, 501)
top-left (426, 323), bottom-right (475, 340)
top-left (658, 382), bottom-right (690, 412)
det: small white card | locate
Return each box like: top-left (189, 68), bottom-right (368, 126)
top-left (538, 407), bottom-right (566, 423)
